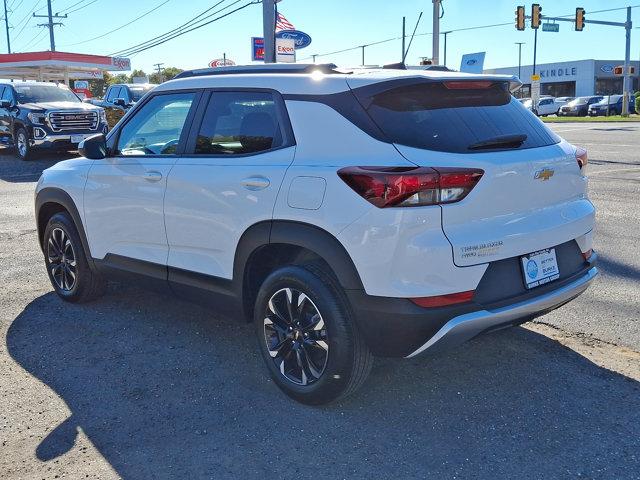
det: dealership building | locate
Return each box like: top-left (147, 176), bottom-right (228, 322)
top-left (484, 59), bottom-right (640, 98)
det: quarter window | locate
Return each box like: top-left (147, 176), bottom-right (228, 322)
top-left (116, 92), bottom-right (195, 156)
top-left (194, 91), bottom-right (282, 155)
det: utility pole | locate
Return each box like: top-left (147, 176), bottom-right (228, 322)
top-left (33, 0), bottom-right (66, 51)
top-left (262, 0), bottom-right (275, 63)
top-left (622, 6), bottom-right (632, 116)
top-left (360, 45), bottom-right (366, 66)
top-left (3, 0), bottom-right (10, 53)
top-left (154, 62), bottom-right (164, 82)
top-left (515, 42), bottom-right (525, 80)
top-left (442, 30), bottom-right (452, 67)
top-left (432, 0), bottom-right (441, 65)
top-left (402, 17), bottom-right (406, 63)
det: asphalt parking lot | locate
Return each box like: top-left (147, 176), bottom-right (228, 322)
top-left (1, 123), bottom-right (639, 479)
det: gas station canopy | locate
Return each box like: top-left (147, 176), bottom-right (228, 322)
top-left (0, 51), bottom-right (131, 83)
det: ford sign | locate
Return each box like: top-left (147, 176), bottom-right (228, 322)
top-left (276, 30), bottom-right (312, 49)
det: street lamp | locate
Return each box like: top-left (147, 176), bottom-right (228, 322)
top-left (515, 42), bottom-right (526, 81)
top-left (442, 31), bottom-right (452, 67)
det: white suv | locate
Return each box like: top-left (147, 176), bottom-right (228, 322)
top-left (35, 64), bottom-right (597, 404)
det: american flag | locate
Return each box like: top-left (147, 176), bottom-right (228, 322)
top-left (275, 12), bottom-right (295, 32)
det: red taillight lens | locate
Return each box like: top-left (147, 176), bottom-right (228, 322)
top-left (576, 146), bottom-right (588, 169)
top-left (409, 290), bottom-right (475, 308)
top-left (338, 166), bottom-right (483, 208)
top-left (443, 81), bottom-right (493, 90)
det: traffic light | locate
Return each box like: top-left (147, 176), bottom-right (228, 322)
top-left (531, 4), bottom-right (542, 29)
top-left (515, 5), bottom-right (525, 31)
top-left (575, 7), bottom-right (585, 31)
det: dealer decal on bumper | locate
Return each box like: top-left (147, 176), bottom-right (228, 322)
top-left (460, 241), bottom-right (504, 259)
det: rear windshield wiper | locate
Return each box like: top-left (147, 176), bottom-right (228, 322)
top-left (468, 134), bottom-right (527, 151)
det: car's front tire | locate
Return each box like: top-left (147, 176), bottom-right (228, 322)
top-left (43, 212), bottom-right (106, 303)
top-left (254, 265), bottom-right (373, 405)
top-left (14, 127), bottom-right (32, 161)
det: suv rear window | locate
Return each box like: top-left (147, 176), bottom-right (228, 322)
top-left (354, 80), bottom-right (560, 153)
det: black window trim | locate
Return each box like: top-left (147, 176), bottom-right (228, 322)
top-left (182, 87), bottom-right (296, 159)
top-left (107, 89), bottom-right (203, 159)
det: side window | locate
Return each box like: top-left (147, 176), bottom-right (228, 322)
top-left (120, 87), bottom-right (130, 103)
top-left (116, 92), bottom-right (196, 156)
top-left (106, 86), bottom-right (120, 102)
top-left (0, 87), bottom-right (5, 102)
top-left (4, 87), bottom-right (14, 103)
top-left (193, 91), bottom-right (283, 155)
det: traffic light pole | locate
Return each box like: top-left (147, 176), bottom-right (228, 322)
top-left (525, 10), bottom-right (633, 116)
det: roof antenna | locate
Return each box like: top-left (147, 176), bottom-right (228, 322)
top-left (402, 11), bottom-right (423, 65)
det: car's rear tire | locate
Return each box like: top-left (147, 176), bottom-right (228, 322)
top-left (254, 265), bottom-right (373, 405)
top-left (14, 127), bottom-right (32, 161)
top-left (43, 212), bottom-right (106, 303)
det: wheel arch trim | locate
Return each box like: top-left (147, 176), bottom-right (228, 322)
top-left (234, 220), bottom-right (365, 294)
top-left (35, 187), bottom-right (93, 267)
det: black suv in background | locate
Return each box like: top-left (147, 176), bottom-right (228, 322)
top-left (0, 82), bottom-right (107, 160)
top-left (557, 95), bottom-right (603, 117)
top-left (91, 83), bottom-right (156, 128)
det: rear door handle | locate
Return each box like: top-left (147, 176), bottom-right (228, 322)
top-left (241, 176), bottom-right (270, 191)
top-left (143, 170), bottom-right (163, 182)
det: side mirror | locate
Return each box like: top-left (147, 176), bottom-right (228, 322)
top-left (113, 98), bottom-right (127, 107)
top-left (0, 99), bottom-right (12, 108)
top-left (79, 133), bottom-right (107, 160)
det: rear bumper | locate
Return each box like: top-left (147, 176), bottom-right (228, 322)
top-left (347, 245), bottom-right (597, 358)
top-left (406, 266), bottom-right (597, 357)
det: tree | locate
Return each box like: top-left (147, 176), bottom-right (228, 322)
top-left (128, 69), bottom-right (148, 82)
top-left (149, 66), bottom-right (184, 84)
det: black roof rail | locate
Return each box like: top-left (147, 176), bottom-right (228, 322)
top-left (174, 63), bottom-right (341, 79)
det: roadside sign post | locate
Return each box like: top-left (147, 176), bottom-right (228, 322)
top-left (531, 74), bottom-right (541, 106)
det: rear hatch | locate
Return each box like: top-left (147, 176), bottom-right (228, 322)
top-left (349, 77), bottom-right (594, 266)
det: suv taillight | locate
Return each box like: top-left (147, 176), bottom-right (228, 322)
top-left (576, 146), bottom-right (588, 170)
top-left (337, 166), bottom-right (484, 208)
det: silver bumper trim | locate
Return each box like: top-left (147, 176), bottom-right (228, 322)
top-left (406, 267), bottom-right (598, 358)
top-left (31, 133), bottom-right (95, 147)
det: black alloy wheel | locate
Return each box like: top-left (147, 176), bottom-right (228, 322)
top-left (254, 265), bottom-right (373, 405)
top-left (47, 227), bottom-right (77, 292)
top-left (263, 287), bottom-right (329, 386)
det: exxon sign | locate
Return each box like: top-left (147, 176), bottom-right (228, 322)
top-left (275, 30), bottom-right (312, 50)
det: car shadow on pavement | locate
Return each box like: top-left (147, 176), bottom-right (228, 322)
top-left (0, 148), bottom-right (78, 183)
top-left (7, 287), bottom-right (640, 479)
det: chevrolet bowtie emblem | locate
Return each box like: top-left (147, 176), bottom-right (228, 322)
top-left (534, 168), bottom-right (555, 181)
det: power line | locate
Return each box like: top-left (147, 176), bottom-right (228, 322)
top-left (15, 23), bottom-right (45, 50)
top-left (59, 0), bottom-right (96, 15)
top-left (10, 0), bottom-right (40, 42)
top-left (55, 0), bottom-right (86, 13)
top-left (300, 5), bottom-right (640, 63)
top-left (58, 0), bottom-right (169, 47)
top-left (124, 1), bottom-right (261, 57)
top-left (109, 0), bottom-right (235, 56)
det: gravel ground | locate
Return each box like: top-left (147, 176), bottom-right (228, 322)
top-left (0, 125), bottom-right (639, 480)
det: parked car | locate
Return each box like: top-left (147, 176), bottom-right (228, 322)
top-left (558, 96), bottom-right (603, 116)
top-left (554, 96), bottom-right (574, 111)
top-left (0, 81), bottom-right (107, 160)
top-left (94, 83), bottom-right (157, 128)
top-left (532, 97), bottom-right (558, 116)
top-left (35, 64), bottom-right (597, 404)
top-left (588, 95), bottom-right (637, 116)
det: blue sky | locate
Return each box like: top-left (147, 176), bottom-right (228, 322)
top-left (5, 0), bottom-right (640, 74)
